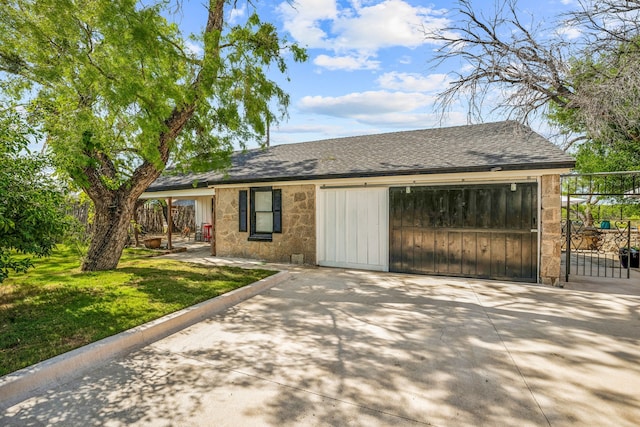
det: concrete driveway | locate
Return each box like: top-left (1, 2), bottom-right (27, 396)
top-left (2, 263), bottom-right (640, 426)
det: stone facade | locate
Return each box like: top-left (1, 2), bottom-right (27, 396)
top-left (215, 184), bottom-right (316, 264)
top-left (214, 177), bottom-right (565, 285)
top-left (540, 174), bottom-right (562, 286)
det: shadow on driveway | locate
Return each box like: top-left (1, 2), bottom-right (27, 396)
top-left (2, 268), bottom-right (640, 426)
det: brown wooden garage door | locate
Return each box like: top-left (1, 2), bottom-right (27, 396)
top-left (389, 183), bottom-right (538, 282)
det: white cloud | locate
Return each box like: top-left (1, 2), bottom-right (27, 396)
top-left (298, 90), bottom-right (436, 117)
top-left (185, 41), bottom-right (203, 57)
top-left (331, 0), bottom-right (448, 51)
top-left (295, 88), bottom-right (472, 131)
top-left (314, 54), bottom-right (380, 70)
top-left (460, 63), bottom-right (475, 74)
top-left (296, 91), bottom-right (469, 129)
top-left (228, 4), bottom-right (247, 24)
top-left (277, 0), bottom-right (338, 48)
top-left (272, 123), bottom-right (376, 144)
top-left (354, 111), bottom-right (467, 127)
top-left (376, 72), bottom-right (450, 92)
top-left (276, 123), bottom-right (339, 134)
top-left (557, 25), bottom-right (581, 40)
top-left (278, 0), bottom-right (451, 70)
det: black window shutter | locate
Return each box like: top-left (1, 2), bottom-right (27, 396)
top-left (239, 190), bottom-right (248, 232)
top-left (273, 189), bottom-right (282, 233)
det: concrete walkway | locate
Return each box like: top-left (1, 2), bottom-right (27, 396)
top-left (1, 248), bottom-right (640, 426)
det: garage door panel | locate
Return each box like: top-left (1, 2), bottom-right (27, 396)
top-left (507, 188), bottom-right (523, 229)
top-left (327, 191), bottom-right (338, 263)
top-left (389, 184), bottom-right (538, 282)
top-left (399, 227), bottom-right (417, 273)
top-left (491, 188), bottom-right (507, 229)
top-left (319, 188), bottom-right (388, 271)
top-left (505, 233), bottom-right (523, 278)
top-left (335, 191), bottom-right (346, 263)
top-left (462, 233), bottom-right (477, 276)
top-left (476, 232), bottom-right (492, 277)
top-left (476, 188), bottom-right (492, 228)
top-left (355, 192), bottom-right (368, 265)
top-left (411, 227), bottom-right (422, 272)
top-left (490, 233), bottom-right (507, 277)
top-left (447, 231), bottom-right (463, 275)
top-left (521, 232), bottom-right (537, 279)
top-left (367, 194), bottom-right (381, 266)
top-left (389, 189), bottom-right (402, 271)
top-left (390, 230), bottom-right (402, 271)
top-left (450, 190), bottom-right (464, 228)
top-left (463, 190), bottom-right (477, 228)
top-left (435, 230), bottom-right (448, 273)
top-left (420, 229), bottom-right (436, 273)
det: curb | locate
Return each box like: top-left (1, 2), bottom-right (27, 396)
top-left (0, 270), bottom-right (289, 410)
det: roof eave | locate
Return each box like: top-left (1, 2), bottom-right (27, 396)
top-left (204, 160), bottom-right (576, 186)
top-left (145, 180), bottom-right (210, 193)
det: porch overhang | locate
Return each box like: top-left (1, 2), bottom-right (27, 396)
top-left (139, 187), bottom-right (214, 200)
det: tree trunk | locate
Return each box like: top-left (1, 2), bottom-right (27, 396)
top-left (81, 194), bottom-right (136, 271)
top-left (584, 204), bottom-right (595, 227)
top-left (160, 202), bottom-right (178, 233)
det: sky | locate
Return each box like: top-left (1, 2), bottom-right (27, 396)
top-left (176, 0), bottom-right (577, 148)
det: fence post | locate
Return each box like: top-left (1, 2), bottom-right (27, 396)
top-left (565, 219), bottom-right (571, 283)
top-left (627, 220), bottom-right (631, 279)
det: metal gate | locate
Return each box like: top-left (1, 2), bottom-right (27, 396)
top-left (561, 171), bottom-right (640, 281)
top-left (389, 183), bottom-right (538, 282)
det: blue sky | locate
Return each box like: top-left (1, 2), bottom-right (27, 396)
top-left (177, 0), bottom-right (576, 147)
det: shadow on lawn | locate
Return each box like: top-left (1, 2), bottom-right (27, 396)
top-left (2, 269), bottom-right (640, 426)
top-left (0, 262), bottom-right (272, 376)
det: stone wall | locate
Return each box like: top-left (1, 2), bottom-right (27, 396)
top-left (215, 184), bottom-right (316, 264)
top-left (540, 174), bottom-right (562, 286)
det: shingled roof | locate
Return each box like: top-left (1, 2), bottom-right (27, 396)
top-left (147, 121), bottom-right (574, 191)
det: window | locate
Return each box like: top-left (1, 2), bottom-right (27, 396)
top-left (254, 190), bottom-right (274, 233)
top-left (243, 187), bottom-right (281, 241)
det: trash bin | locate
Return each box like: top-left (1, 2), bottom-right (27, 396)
top-left (619, 248), bottom-right (639, 268)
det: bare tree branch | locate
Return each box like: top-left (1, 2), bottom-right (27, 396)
top-left (426, 0), bottom-right (574, 125)
top-left (426, 0), bottom-right (640, 155)
top-left (568, 0), bottom-right (640, 50)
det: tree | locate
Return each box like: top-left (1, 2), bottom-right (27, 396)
top-left (0, 0), bottom-right (306, 271)
top-left (426, 0), bottom-right (574, 127)
top-left (0, 107), bottom-right (69, 282)
top-left (426, 0), bottom-right (640, 157)
top-left (551, 37), bottom-right (640, 155)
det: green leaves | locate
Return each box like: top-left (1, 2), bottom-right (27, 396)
top-left (2, 0), bottom-right (192, 178)
top-left (1, 0), bottom-right (307, 183)
top-left (1, 1), bottom-right (307, 271)
top-left (550, 37), bottom-right (640, 172)
top-left (0, 250), bottom-right (34, 283)
top-left (0, 107), bottom-right (70, 282)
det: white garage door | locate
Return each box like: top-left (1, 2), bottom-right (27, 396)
top-left (317, 187), bottom-right (388, 271)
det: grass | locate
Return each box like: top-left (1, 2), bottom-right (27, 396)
top-left (0, 245), bottom-right (275, 377)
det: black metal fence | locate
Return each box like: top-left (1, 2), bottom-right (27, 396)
top-left (562, 219), bottom-right (632, 280)
top-left (561, 170), bottom-right (640, 281)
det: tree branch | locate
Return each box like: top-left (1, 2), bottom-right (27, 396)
top-left (126, 0), bottom-right (226, 198)
top-left (426, 0), bottom-right (575, 125)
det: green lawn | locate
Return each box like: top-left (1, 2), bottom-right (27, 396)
top-left (0, 246), bottom-right (275, 376)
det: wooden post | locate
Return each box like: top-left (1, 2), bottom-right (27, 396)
top-left (167, 197), bottom-right (173, 250)
top-left (210, 195), bottom-right (216, 256)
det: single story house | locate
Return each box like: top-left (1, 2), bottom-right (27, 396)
top-left (142, 121), bottom-right (575, 285)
